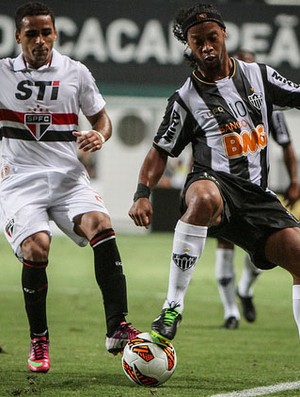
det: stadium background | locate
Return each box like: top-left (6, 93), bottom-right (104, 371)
top-left (1, 2), bottom-right (300, 395)
top-left (1, 0), bottom-right (300, 231)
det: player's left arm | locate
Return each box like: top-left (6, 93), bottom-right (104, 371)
top-left (270, 110), bottom-right (300, 208)
top-left (264, 64), bottom-right (300, 108)
top-left (73, 108), bottom-right (112, 152)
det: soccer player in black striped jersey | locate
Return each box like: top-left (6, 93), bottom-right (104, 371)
top-left (129, 3), bottom-right (300, 343)
top-left (216, 49), bottom-right (300, 330)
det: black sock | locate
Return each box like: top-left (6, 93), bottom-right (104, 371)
top-left (22, 260), bottom-right (49, 339)
top-left (91, 229), bottom-right (128, 336)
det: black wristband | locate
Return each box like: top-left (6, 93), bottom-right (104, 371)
top-left (133, 183), bottom-right (151, 202)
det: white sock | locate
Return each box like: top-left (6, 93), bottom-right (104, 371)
top-left (215, 248), bottom-right (240, 320)
top-left (292, 285), bottom-right (300, 338)
top-left (238, 254), bottom-right (262, 297)
top-left (162, 220), bottom-right (207, 313)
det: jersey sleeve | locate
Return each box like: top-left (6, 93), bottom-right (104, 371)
top-left (269, 110), bottom-right (291, 146)
top-left (153, 92), bottom-right (194, 157)
top-left (263, 65), bottom-right (300, 109)
top-left (78, 62), bottom-right (106, 117)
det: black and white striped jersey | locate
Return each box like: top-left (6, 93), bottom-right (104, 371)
top-left (153, 59), bottom-right (300, 189)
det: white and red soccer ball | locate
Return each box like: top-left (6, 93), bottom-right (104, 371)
top-left (122, 332), bottom-right (177, 387)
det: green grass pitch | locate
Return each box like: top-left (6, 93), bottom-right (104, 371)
top-left (0, 232), bottom-right (299, 396)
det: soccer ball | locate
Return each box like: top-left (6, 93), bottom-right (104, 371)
top-left (122, 332), bottom-right (177, 387)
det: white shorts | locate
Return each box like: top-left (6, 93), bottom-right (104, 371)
top-left (0, 169), bottom-right (109, 260)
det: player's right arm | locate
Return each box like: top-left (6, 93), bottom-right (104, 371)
top-left (128, 147), bottom-right (168, 228)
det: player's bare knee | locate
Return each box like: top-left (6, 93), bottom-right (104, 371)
top-left (74, 211), bottom-right (112, 240)
top-left (185, 191), bottom-right (222, 225)
top-left (21, 232), bottom-right (50, 261)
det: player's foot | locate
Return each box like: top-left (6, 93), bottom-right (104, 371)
top-left (222, 316), bottom-right (239, 329)
top-left (105, 322), bottom-right (140, 355)
top-left (27, 336), bottom-right (50, 373)
top-left (151, 307), bottom-right (182, 342)
top-left (237, 290), bottom-right (256, 322)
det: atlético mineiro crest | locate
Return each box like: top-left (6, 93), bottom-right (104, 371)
top-left (172, 253), bottom-right (197, 271)
top-left (5, 218), bottom-right (15, 238)
top-left (24, 113), bottom-right (52, 140)
top-left (248, 92), bottom-right (263, 110)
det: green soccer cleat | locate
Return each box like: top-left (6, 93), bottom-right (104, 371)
top-left (151, 307), bottom-right (182, 342)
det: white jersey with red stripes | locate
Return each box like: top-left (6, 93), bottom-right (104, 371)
top-left (0, 48), bottom-right (105, 176)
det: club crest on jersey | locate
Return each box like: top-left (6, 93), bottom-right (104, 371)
top-left (5, 218), bottom-right (15, 238)
top-left (248, 92), bottom-right (263, 110)
top-left (0, 162), bottom-right (10, 180)
top-left (24, 113), bottom-right (52, 140)
top-left (172, 253), bottom-right (197, 271)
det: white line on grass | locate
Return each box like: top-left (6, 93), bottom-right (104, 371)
top-left (210, 381), bottom-right (300, 397)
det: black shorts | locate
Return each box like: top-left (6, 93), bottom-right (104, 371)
top-left (181, 169), bottom-right (300, 270)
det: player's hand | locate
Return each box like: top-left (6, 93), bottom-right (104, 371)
top-left (284, 182), bottom-right (300, 209)
top-left (73, 130), bottom-right (104, 152)
top-left (128, 198), bottom-right (153, 228)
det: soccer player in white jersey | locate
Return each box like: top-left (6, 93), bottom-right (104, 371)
top-left (129, 2), bottom-right (300, 343)
top-left (215, 50), bottom-right (300, 330)
top-left (0, 2), bottom-right (139, 373)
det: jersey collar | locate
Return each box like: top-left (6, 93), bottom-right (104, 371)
top-left (192, 58), bottom-right (236, 85)
top-left (13, 48), bottom-right (63, 72)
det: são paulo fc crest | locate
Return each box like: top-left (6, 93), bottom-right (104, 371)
top-left (248, 92), bottom-right (263, 110)
top-left (24, 113), bottom-right (52, 140)
top-left (5, 218), bottom-right (15, 238)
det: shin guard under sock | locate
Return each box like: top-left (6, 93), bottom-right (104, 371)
top-left (163, 220), bottom-right (207, 313)
top-left (292, 285), bottom-right (300, 338)
top-left (22, 260), bottom-right (48, 339)
top-left (91, 229), bottom-right (128, 335)
top-left (215, 248), bottom-right (239, 320)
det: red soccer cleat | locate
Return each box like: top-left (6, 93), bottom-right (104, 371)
top-left (105, 322), bottom-right (140, 355)
top-left (27, 336), bottom-right (50, 373)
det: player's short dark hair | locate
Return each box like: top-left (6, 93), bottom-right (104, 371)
top-left (173, 3), bottom-right (225, 44)
top-left (15, 2), bottom-right (55, 31)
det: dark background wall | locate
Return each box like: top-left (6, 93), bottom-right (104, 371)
top-left (1, 1), bottom-right (299, 96)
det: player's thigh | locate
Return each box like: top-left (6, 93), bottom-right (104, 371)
top-left (265, 227), bottom-right (300, 268)
top-left (50, 184), bottom-right (110, 245)
top-left (0, 174), bottom-right (51, 259)
top-left (4, 206), bottom-right (51, 260)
